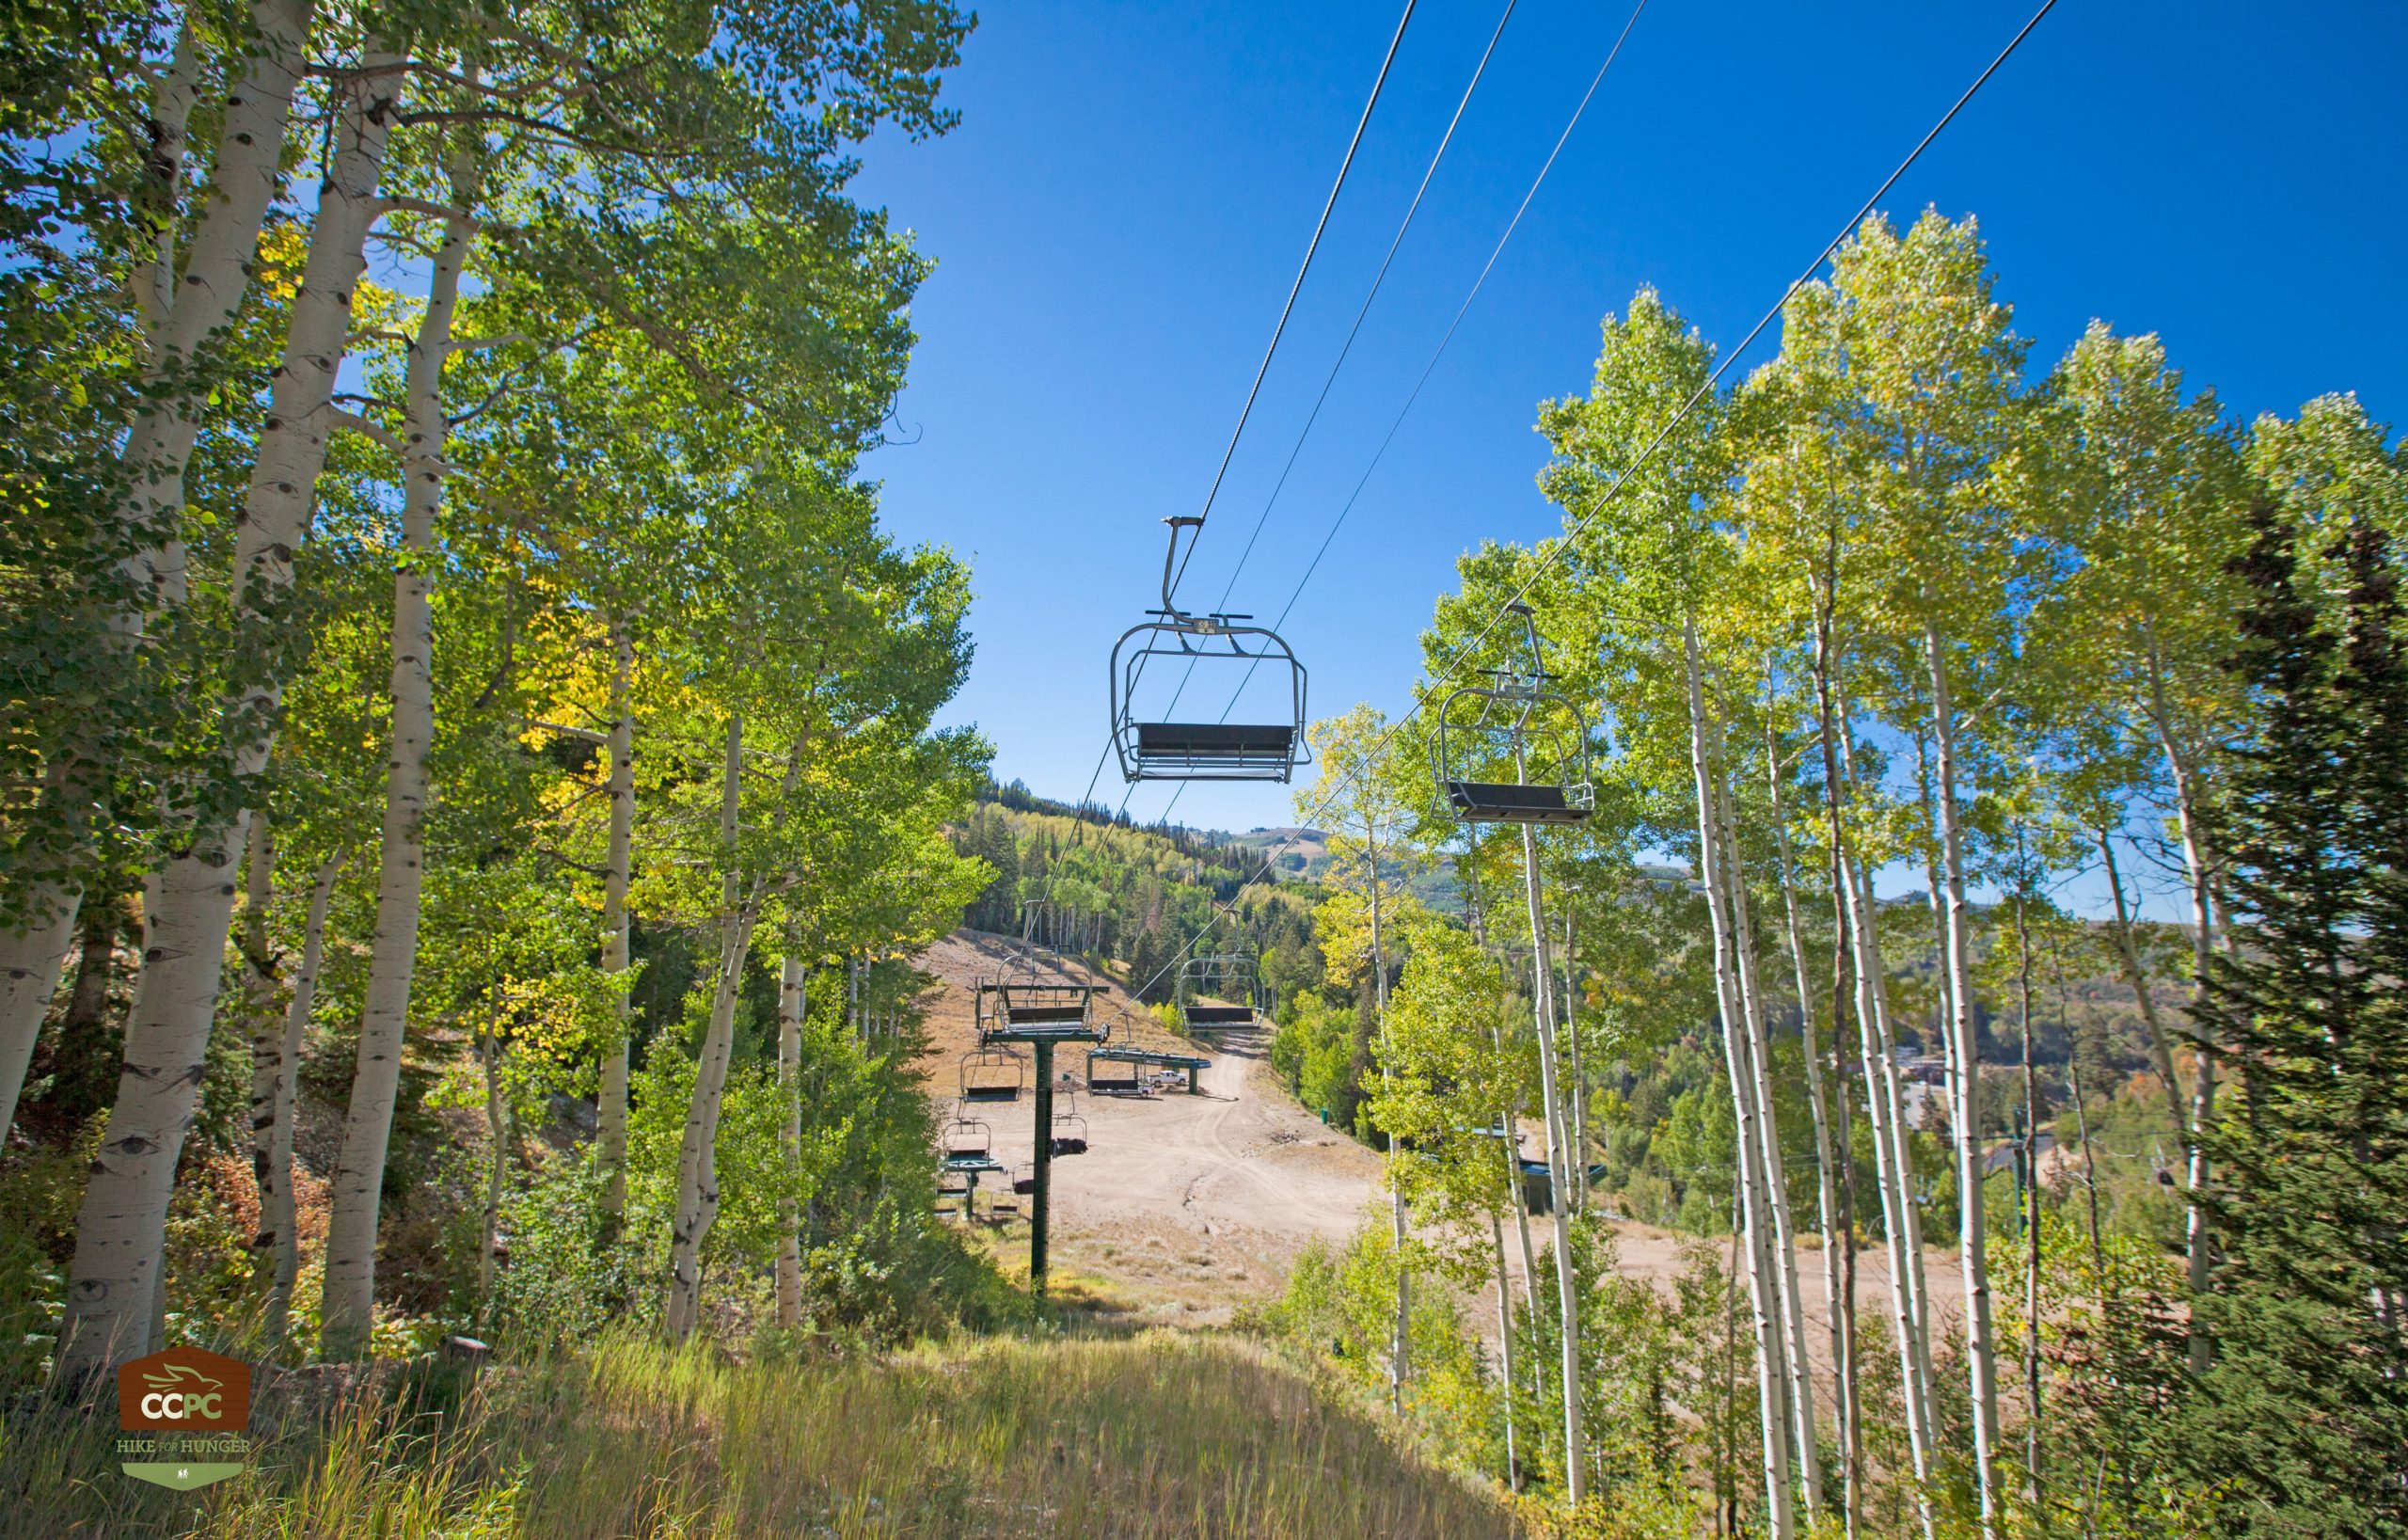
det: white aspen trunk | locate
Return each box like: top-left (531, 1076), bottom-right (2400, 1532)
top-left (1507, 1117), bottom-right (1542, 1328)
top-left (319, 145), bottom-right (479, 1359)
top-left (0, 10), bottom-right (219, 1150)
top-left (55, 49), bottom-right (400, 1385)
top-left (115, 0), bottom-right (314, 615)
top-left (663, 968), bottom-right (753, 1342)
top-left (1838, 697), bottom-right (1938, 1387)
top-left (1806, 562), bottom-right (1872, 1540)
top-left (1840, 846), bottom-right (1941, 1526)
top-left (1492, 1207), bottom-right (1521, 1492)
top-left (129, 14), bottom-right (203, 351)
top-left (1519, 816), bottom-right (1587, 1507)
top-left (1814, 670), bottom-right (1936, 1537)
top-left (776, 951), bottom-right (805, 1328)
top-left (2143, 644), bottom-right (2217, 1365)
top-left (478, 1032), bottom-right (505, 1316)
top-left (1491, 1012), bottom-right (1544, 1330)
top-left (1925, 627), bottom-right (2001, 1530)
top-left (1367, 847), bottom-right (1409, 1418)
top-left (2014, 875), bottom-right (2043, 1504)
top-left (1711, 724), bottom-right (1821, 1522)
top-left (1564, 913), bottom-right (1588, 1211)
top-left (2052, 934), bottom-right (2109, 1292)
top-left (1543, 909), bottom-right (1577, 1222)
top-left (1769, 724), bottom-right (1843, 1519)
top-left (598, 618), bottom-right (636, 1223)
top-left (238, 817), bottom-right (286, 1298)
top-left (665, 715), bottom-right (752, 1342)
top-left (1830, 950), bottom-right (1863, 1540)
top-left (1681, 623), bottom-right (1793, 1540)
top-left (258, 853), bottom-right (338, 1343)
top-left (1912, 733), bottom-right (1957, 1143)
top-left (0, 897), bottom-right (77, 1146)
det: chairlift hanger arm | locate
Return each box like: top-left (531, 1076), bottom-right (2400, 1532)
top-left (1160, 516), bottom-right (1202, 617)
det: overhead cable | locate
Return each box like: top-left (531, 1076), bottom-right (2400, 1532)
top-left (1115, 0), bottom-right (2063, 1012)
top-left (1150, 0), bottom-right (1647, 832)
top-left (1206, 0), bottom-right (1523, 615)
top-left (1167, 0), bottom-right (1420, 607)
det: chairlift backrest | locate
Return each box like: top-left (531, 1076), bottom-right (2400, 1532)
top-left (1111, 518), bottom-right (1309, 783)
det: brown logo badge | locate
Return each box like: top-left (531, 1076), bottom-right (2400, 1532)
top-left (118, 1345), bottom-right (250, 1433)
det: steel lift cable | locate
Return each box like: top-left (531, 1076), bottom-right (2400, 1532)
top-left (1035, 0), bottom-right (1424, 885)
top-left (1273, 0), bottom-right (1648, 633)
top-left (1132, 0), bottom-right (1523, 771)
top-left (1165, 0), bottom-right (1420, 609)
top-left (1145, 0), bottom-right (1648, 831)
top-left (1205, 0), bottom-right (1522, 617)
top-left (1115, 0), bottom-right (2062, 1009)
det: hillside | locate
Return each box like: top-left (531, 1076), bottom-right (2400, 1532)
top-left (947, 792), bottom-right (1323, 1008)
top-left (8, 1333), bottom-right (1517, 1537)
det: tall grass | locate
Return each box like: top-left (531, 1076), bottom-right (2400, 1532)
top-left (3, 1331), bottom-right (1516, 1537)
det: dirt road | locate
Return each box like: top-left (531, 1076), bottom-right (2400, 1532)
top-left (909, 929), bottom-right (1968, 1345)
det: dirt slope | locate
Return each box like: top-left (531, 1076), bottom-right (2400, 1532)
top-left (906, 929), bottom-right (1968, 1349)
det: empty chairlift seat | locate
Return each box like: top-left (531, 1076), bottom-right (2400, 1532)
top-left (1086, 1059), bottom-right (1145, 1095)
top-left (1050, 1111), bottom-right (1089, 1157)
top-left (1110, 519), bottom-right (1309, 784)
top-left (1132, 721), bottom-right (1296, 774)
top-left (1179, 953), bottom-right (1265, 1029)
top-left (1181, 1004), bottom-right (1256, 1027)
top-left (1441, 779), bottom-right (1592, 825)
top-left (979, 981), bottom-right (1105, 1046)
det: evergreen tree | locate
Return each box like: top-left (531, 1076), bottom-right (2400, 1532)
top-left (2178, 504), bottom-right (2408, 1537)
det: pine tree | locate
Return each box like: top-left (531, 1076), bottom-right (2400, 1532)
top-left (2177, 504), bottom-right (2408, 1537)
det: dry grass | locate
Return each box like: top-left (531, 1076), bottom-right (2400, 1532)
top-left (4, 1331), bottom-right (1516, 1537)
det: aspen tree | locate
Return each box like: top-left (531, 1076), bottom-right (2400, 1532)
top-left (319, 131), bottom-right (485, 1358)
top-left (600, 622), bottom-right (637, 1225)
top-left (1685, 619), bottom-right (1796, 1540)
top-left (0, 0), bottom-right (318, 1143)
top-left (1297, 704), bottom-right (1422, 1419)
top-left (1826, 214), bottom-right (2038, 1523)
top-left (2053, 324), bottom-right (2252, 1362)
top-left (665, 713), bottom-right (755, 1340)
top-left (776, 949), bottom-right (807, 1328)
top-left (1766, 709), bottom-right (1845, 1514)
top-left (55, 50), bottom-right (403, 1378)
top-left (256, 851), bottom-right (341, 1343)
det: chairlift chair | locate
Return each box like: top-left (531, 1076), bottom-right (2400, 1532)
top-left (1432, 604), bottom-right (1595, 825)
top-left (979, 979), bottom-right (1103, 1045)
top-left (959, 1046), bottom-right (1026, 1103)
top-left (942, 1116), bottom-right (994, 1165)
top-left (1050, 1109), bottom-right (1089, 1158)
top-left (1178, 952), bottom-right (1262, 1028)
top-left (1111, 517), bottom-right (1310, 783)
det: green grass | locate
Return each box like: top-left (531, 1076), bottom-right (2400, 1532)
top-left (3, 1331), bottom-right (1516, 1537)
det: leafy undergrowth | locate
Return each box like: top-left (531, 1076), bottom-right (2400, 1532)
top-left (4, 1330), bottom-right (1517, 1538)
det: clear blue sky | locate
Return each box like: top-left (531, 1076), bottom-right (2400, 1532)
top-left (848, 0), bottom-right (2406, 896)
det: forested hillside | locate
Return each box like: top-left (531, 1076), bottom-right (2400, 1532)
top-left (950, 784), bottom-right (1323, 1007)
